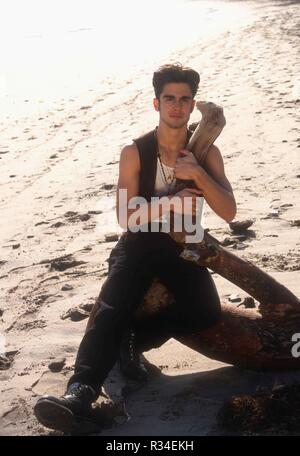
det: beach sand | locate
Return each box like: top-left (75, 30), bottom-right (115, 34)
top-left (0, 0), bottom-right (300, 436)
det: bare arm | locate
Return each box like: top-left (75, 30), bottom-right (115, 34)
top-left (174, 145), bottom-right (237, 222)
top-left (116, 144), bottom-right (173, 230)
top-left (194, 145), bottom-right (236, 222)
top-left (116, 144), bottom-right (140, 227)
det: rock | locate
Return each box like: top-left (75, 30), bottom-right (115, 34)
top-left (79, 302), bottom-right (94, 313)
top-left (49, 256), bottom-right (85, 272)
top-left (61, 307), bottom-right (89, 322)
top-left (101, 184), bottom-right (115, 191)
top-left (79, 214), bottom-right (91, 222)
top-left (49, 154), bottom-right (58, 159)
top-left (0, 350), bottom-right (18, 370)
top-left (291, 220), bottom-right (300, 227)
top-left (228, 294), bottom-right (242, 303)
top-left (48, 357), bottom-right (66, 372)
top-left (0, 356), bottom-right (11, 370)
top-left (0, 308), bottom-right (3, 316)
top-left (12, 243), bottom-right (20, 249)
top-left (61, 284), bottom-right (73, 291)
top-left (104, 233), bottom-right (119, 242)
top-left (229, 219), bottom-right (254, 232)
top-left (220, 237), bottom-right (236, 247)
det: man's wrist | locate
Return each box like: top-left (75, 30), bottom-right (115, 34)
top-left (194, 165), bottom-right (205, 187)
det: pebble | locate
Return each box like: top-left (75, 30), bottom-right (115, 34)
top-left (48, 357), bottom-right (66, 373)
top-left (79, 213), bottom-right (91, 222)
top-left (101, 184), bottom-right (115, 190)
top-left (291, 220), bottom-right (300, 227)
top-left (229, 219), bottom-right (254, 232)
top-left (61, 284), bottom-right (73, 291)
top-left (80, 302), bottom-right (94, 313)
top-left (61, 307), bottom-right (89, 322)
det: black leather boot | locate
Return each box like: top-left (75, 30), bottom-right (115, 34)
top-left (119, 329), bottom-right (148, 382)
top-left (34, 382), bottom-right (96, 433)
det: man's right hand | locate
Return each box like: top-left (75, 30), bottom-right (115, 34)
top-left (171, 187), bottom-right (203, 216)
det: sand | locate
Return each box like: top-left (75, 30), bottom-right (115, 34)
top-left (0, 0), bottom-right (300, 436)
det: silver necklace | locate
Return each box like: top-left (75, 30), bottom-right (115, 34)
top-left (155, 130), bottom-right (176, 194)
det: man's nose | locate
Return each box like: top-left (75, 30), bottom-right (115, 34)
top-left (172, 99), bottom-right (183, 108)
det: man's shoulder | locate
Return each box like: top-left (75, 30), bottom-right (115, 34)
top-left (133, 128), bottom-right (156, 146)
top-left (120, 142), bottom-right (139, 160)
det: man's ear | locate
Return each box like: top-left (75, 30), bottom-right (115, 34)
top-left (190, 99), bottom-right (196, 113)
top-left (153, 98), bottom-right (160, 112)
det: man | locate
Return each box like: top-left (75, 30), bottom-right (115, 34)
top-left (34, 63), bottom-right (236, 434)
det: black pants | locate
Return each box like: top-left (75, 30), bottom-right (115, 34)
top-left (68, 232), bottom-right (221, 395)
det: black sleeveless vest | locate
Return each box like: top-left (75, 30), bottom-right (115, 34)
top-left (133, 128), bottom-right (194, 202)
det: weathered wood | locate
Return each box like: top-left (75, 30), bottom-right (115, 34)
top-left (188, 101), bottom-right (226, 156)
top-left (135, 101), bottom-right (300, 370)
top-left (87, 101), bottom-right (300, 370)
top-left (137, 231), bottom-right (300, 370)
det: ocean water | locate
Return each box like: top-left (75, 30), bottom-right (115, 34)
top-left (0, 0), bottom-right (255, 116)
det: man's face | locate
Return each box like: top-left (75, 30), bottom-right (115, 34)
top-left (153, 82), bottom-right (195, 129)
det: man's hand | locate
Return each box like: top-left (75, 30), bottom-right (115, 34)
top-left (171, 187), bottom-right (203, 216)
top-left (174, 149), bottom-right (200, 181)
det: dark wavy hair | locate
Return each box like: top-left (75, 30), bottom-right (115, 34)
top-left (152, 63), bottom-right (200, 99)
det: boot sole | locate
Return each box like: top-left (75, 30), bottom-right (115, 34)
top-left (34, 399), bottom-right (100, 434)
top-left (34, 398), bottom-right (79, 433)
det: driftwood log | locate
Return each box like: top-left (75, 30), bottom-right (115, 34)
top-left (89, 101), bottom-right (300, 371)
